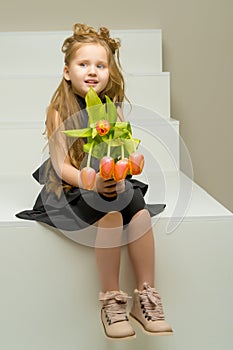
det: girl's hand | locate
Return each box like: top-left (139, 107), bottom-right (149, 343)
top-left (94, 173), bottom-right (125, 198)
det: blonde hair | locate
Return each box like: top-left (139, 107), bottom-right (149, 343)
top-left (47, 23), bottom-right (125, 130)
top-left (45, 23), bottom-right (125, 195)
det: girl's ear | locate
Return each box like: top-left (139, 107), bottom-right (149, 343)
top-left (63, 65), bottom-right (70, 81)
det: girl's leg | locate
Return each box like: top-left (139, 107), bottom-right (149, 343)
top-left (96, 212), bottom-right (136, 339)
top-left (127, 209), bottom-right (155, 290)
top-left (95, 211), bottom-right (123, 292)
top-left (127, 209), bottom-right (173, 335)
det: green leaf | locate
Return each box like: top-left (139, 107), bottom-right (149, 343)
top-left (113, 128), bottom-right (130, 139)
top-left (110, 145), bottom-right (122, 160)
top-left (85, 86), bottom-right (102, 107)
top-left (85, 87), bottom-right (108, 125)
top-left (124, 138), bottom-right (141, 154)
top-left (63, 128), bottom-right (92, 138)
top-left (105, 95), bottom-right (118, 124)
top-left (133, 138), bottom-right (141, 147)
top-left (92, 142), bottom-right (108, 159)
top-left (114, 122), bottom-right (132, 137)
top-left (114, 121), bottom-right (129, 129)
top-left (101, 135), bottom-right (110, 143)
top-left (87, 104), bottom-right (108, 126)
top-left (83, 142), bottom-right (92, 153)
top-left (103, 138), bottom-right (124, 147)
top-left (92, 127), bottom-right (98, 139)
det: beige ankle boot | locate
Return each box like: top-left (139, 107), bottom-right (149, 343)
top-left (130, 283), bottom-right (173, 335)
top-left (99, 290), bottom-right (136, 340)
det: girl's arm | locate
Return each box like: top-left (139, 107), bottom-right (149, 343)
top-left (46, 107), bottom-right (81, 187)
top-left (117, 105), bottom-right (124, 121)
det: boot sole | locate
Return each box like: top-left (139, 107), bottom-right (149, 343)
top-left (101, 320), bottom-right (136, 340)
top-left (129, 313), bottom-right (173, 336)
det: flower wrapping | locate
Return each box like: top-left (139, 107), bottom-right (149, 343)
top-left (63, 87), bottom-right (144, 189)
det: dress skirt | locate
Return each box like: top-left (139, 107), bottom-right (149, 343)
top-left (16, 159), bottom-right (166, 232)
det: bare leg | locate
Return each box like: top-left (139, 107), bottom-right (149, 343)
top-left (127, 209), bottom-right (155, 290)
top-left (95, 211), bottom-right (123, 292)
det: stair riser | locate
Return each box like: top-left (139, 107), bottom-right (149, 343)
top-left (0, 30), bottom-right (162, 75)
top-left (125, 73), bottom-right (170, 118)
top-left (0, 221), bottom-right (233, 350)
top-left (0, 73), bottom-right (170, 122)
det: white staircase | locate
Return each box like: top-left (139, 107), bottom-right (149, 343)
top-left (0, 30), bottom-right (232, 350)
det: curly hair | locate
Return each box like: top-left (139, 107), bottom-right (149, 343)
top-left (45, 23), bottom-right (126, 196)
top-left (48, 23), bottom-right (125, 129)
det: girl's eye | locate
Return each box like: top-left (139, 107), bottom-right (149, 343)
top-left (79, 63), bottom-right (87, 67)
top-left (97, 64), bottom-right (104, 69)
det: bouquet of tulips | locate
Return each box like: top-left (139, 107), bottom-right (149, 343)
top-left (63, 87), bottom-right (144, 190)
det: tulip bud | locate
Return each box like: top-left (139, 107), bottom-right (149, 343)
top-left (114, 158), bottom-right (129, 181)
top-left (96, 119), bottom-right (111, 136)
top-left (129, 152), bottom-right (144, 175)
top-left (80, 167), bottom-right (96, 190)
top-left (100, 156), bottom-right (115, 180)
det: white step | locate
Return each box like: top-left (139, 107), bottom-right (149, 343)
top-left (0, 29), bottom-right (162, 76)
top-left (1, 171), bottom-right (232, 227)
top-left (0, 172), bottom-right (232, 350)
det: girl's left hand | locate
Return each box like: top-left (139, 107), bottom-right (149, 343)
top-left (94, 174), bottom-right (125, 197)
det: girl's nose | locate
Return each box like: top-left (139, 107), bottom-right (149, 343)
top-left (88, 65), bottom-right (97, 75)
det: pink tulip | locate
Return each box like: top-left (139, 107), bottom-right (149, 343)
top-left (114, 159), bottom-right (129, 181)
top-left (100, 156), bottom-right (115, 180)
top-left (80, 167), bottom-right (96, 190)
top-left (129, 152), bottom-right (144, 175)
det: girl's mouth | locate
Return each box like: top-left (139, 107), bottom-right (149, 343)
top-left (85, 80), bottom-right (98, 86)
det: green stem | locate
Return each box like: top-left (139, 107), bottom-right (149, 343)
top-left (87, 141), bottom-right (95, 168)
top-left (121, 143), bottom-right (125, 159)
top-left (107, 134), bottom-right (112, 157)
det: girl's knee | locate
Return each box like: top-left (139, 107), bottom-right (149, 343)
top-left (98, 211), bottom-right (123, 228)
top-left (126, 209), bottom-right (152, 242)
top-left (96, 212), bottom-right (123, 248)
top-left (132, 208), bottom-right (151, 222)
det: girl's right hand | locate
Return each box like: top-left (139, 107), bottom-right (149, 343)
top-left (94, 173), bottom-right (125, 198)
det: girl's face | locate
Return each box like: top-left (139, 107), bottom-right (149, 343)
top-left (63, 43), bottom-right (110, 98)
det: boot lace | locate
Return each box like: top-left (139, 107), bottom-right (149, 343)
top-left (99, 291), bottom-right (131, 325)
top-left (139, 283), bottom-right (165, 321)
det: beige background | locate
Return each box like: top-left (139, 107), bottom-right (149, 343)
top-left (0, 0), bottom-right (232, 212)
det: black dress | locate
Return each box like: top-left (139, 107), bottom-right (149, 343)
top-left (16, 96), bottom-right (166, 237)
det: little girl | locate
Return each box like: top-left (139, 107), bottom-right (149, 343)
top-left (16, 23), bottom-right (173, 339)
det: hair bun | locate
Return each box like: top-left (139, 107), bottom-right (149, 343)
top-left (73, 23), bottom-right (96, 36)
top-left (71, 23), bottom-right (121, 54)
